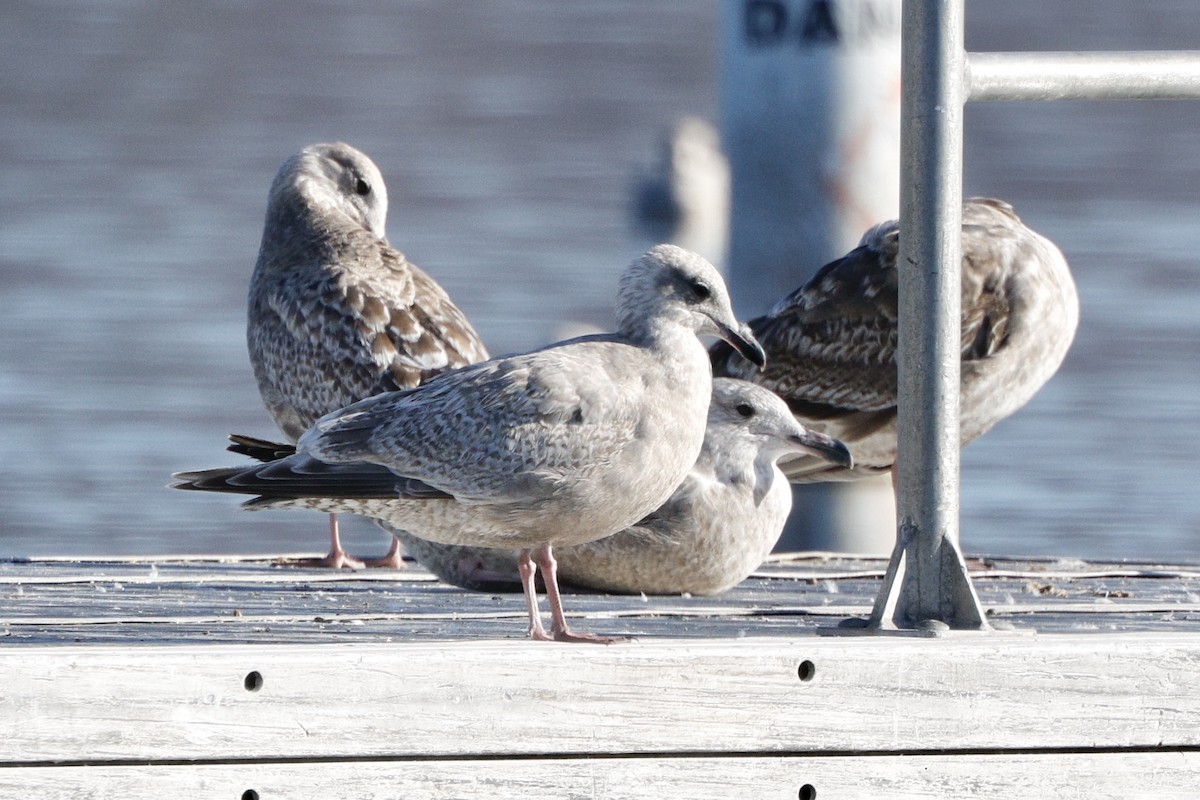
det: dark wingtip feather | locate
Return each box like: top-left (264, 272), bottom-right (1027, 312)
top-left (227, 434), bottom-right (296, 462)
top-left (170, 466), bottom-right (251, 492)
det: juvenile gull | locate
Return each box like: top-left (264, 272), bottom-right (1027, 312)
top-left (176, 245), bottom-right (766, 642)
top-left (711, 197), bottom-right (1079, 483)
top-left (245, 142), bottom-right (488, 568)
top-left (380, 379), bottom-right (851, 595)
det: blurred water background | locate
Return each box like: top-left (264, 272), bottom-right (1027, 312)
top-left (1, 1), bottom-right (1198, 561)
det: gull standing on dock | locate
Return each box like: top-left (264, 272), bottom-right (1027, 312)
top-left (711, 197), bottom-right (1079, 484)
top-left (176, 245), bottom-right (767, 642)
top-left (244, 142), bottom-right (488, 568)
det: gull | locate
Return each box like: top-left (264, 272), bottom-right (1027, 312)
top-left (383, 378), bottom-right (852, 595)
top-left (176, 245), bottom-right (766, 642)
top-left (244, 142), bottom-right (488, 568)
top-left (711, 197), bottom-right (1079, 486)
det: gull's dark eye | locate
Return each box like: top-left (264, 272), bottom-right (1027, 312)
top-left (735, 403), bottom-right (755, 418)
top-left (689, 280), bottom-right (711, 301)
top-left (354, 177), bottom-right (371, 196)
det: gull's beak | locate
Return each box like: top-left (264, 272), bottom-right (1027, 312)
top-left (788, 429), bottom-right (854, 470)
top-left (716, 321), bottom-right (766, 370)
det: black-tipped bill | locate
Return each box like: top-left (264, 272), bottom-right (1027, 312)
top-left (789, 430), bottom-right (854, 470)
top-left (718, 321), bottom-right (767, 370)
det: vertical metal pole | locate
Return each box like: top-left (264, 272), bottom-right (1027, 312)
top-left (900, 0), bottom-right (963, 595)
top-left (867, 0), bottom-right (987, 630)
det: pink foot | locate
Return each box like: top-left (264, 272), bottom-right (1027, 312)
top-left (279, 513), bottom-right (365, 569)
top-left (550, 626), bottom-right (626, 645)
top-left (360, 535), bottom-right (406, 569)
top-left (527, 624), bottom-right (555, 642)
top-left (308, 548), bottom-right (366, 570)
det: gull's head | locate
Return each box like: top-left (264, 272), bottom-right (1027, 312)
top-left (708, 378), bottom-right (853, 469)
top-left (269, 142), bottom-right (389, 238)
top-left (617, 244), bottom-right (765, 368)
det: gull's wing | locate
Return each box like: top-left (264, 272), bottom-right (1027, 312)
top-left (300, 336), bottom-right (653, 503)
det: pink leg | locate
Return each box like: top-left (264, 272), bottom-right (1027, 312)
top-left (361, 534), bottom-right (406, 569)
top-left (314, 513), bottom-right (366, 569)
top-left (517, 549), bottom-right (552, 641)
top-left (277, 514), bottom-right (366, 569)
top-left (532, 544), bottom-right (622, 644)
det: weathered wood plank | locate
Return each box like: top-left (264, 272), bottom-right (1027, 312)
top-left (2, 752), bottom-right (1197, 799)
top-left (3, 634), bottom-right (1200, 762)
top-left (3, 556), bottom-right (1200, 644)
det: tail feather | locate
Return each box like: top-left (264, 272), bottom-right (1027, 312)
top-left (172, 453), bottom-right (452, 501)
top-left (227, 433), bottom-right (296, 462)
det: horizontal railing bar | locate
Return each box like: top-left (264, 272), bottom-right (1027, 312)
top-left (967, 51), bottom-right (1200, 101)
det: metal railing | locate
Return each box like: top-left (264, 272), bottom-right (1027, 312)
top-left (869, 0), bottom-right (1200, 631)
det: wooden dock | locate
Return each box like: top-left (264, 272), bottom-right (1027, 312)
top-left (2, 553), bottom-right (1199, 798)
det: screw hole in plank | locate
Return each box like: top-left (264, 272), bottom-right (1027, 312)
top-left (244, 671), bottom-right (264, 692)
top-left (797, 660), bottom-right (815, 682)
top-left (799, 784), bottom-right (816, 800)
top-left (242, 791), bottom-right (260, 800)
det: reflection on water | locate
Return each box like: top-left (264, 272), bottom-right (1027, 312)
top-left (1, 2), bottom-right (1198, 560)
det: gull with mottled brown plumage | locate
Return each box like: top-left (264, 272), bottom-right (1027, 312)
top-left (244, 142), bottom-right (488, 568)
top-left (176, 245), bottom-right (766, 642)
top-left (711, 197), bottom-right (1079, 486)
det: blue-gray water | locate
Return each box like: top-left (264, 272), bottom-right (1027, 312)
top-left (1, 2), bottom-right (1198, 561)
